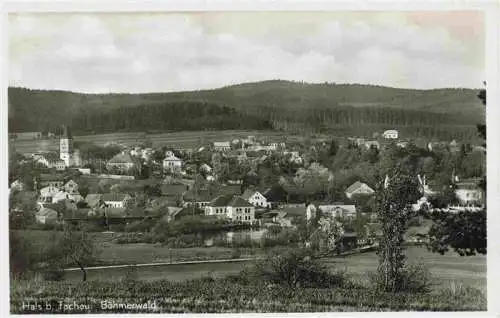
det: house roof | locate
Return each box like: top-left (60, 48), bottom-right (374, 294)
top-left (218, 185), bottom-right (242, 196)
top-left (37, 207), bottom-right (58, 218)
top-left (183, 189), bottom-right (216, 202)
top-left (208, 194), bottom-right (253, 207)
top-left (149, 197), bottom-right (179, 209)
top-left (319, 204), bottom-right (357, 216)
top-left (164, 154), bottom-right (181, 161)
top-left (345, 181), bottom-right (374, 195)
top-left (108, 152), bottom-right (136, 164)
top-left (38, 153), bottom-right (65, 164)
top-left (241, 188), bottom-right (257, 200)
top-left (105, 207), bottom-right (127, 217)
top-left (161, 183), bottom-right (188, 196)
top-left (281, 206), bottom-right (306, 217)
top-left (209, 194), bottom-right (233, 206)
top-left (456, 180), bottom-right (482, 190)
top-left (262, 185), bottom-right (287, 202)
top-left (228, 196), bottom-right (253, 207)
top-left (85, 194), bottom-right (103, 207)
top-left (101, 193), bottom-right (130, 202)
top-left (214, 141), bottom-right (231, 147)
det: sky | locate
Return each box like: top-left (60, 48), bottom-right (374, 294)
top-left (8, 11), bottom-right (485, 93)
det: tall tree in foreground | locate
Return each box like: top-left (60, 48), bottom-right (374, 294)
top-left (375, 168), bottom-right (420, 292)
top-left (57, 228), bottom-right (98, 281)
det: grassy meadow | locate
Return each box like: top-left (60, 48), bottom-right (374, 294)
top-left (16, 230), bottom-right (486, 291)
top-left (11, 130), bottom-right (300, 154)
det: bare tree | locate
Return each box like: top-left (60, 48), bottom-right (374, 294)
top-left (58, 228), bottom-right (99, 282)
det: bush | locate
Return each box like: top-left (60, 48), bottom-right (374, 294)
top-left (108, 223), bottom-right (126, 232)
top-left (42, 268), bottom-right (65, 281)
top-left (251, 248), bottom-right (348, 288)
top-left (368, 261), bottom-right (433, 294)
top-left (120, 266), bottom-right (138, 283)
top-left (231, 248), bottom-right (242, 259)
top-left (125, 220), bottom-right (154, 233)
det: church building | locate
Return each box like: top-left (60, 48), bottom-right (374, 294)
top-left (60, 125), bottom-right (81, 167)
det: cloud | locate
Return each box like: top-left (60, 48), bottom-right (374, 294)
top-left (8, 12), bottom-right (484, 93)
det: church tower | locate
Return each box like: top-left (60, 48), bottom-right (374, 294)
top-left (60, 125), bottom-right (74, 167)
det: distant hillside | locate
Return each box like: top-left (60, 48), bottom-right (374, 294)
top-left (8, 80), bottom-right (485, 140)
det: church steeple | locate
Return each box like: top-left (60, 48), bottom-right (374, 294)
top-left (62, 124), bottom-right (72, 139)
top-left (60, 124), bottom-right (74, 167)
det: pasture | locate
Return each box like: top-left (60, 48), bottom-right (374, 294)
top-left (64, 245), bottom-right (486, 291)
top-left (16, 230), bottom-right (486, 290)
top-left (11, 130), bottom-right (302, 154)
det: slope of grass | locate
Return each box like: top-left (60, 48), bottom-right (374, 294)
top-left (10, 276), bottom-right (486, 313)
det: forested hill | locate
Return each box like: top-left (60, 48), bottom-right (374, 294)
top-left (8, 80), bottom-right (484, 140)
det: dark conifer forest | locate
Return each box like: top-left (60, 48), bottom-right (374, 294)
top-left (8, 80), bottom-right (484, 141)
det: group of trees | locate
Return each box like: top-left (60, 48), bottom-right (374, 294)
top-left (10, 82), bottom-right (483, 141)
top-left (71, 102), bottom-right (272, 134)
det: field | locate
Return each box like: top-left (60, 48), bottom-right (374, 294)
top-left (11, 130), bottom-right (305, 154)
top-left (12, 230), bottom-right (486, 313)
top-left (62, 245), bottom-right (486, 291)
top-left (16, 230), bottom-right (486, 290)
top-left (11, 273), bottom-right (486, 313)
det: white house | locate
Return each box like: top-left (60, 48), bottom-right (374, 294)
top-left (101, 193), bottom-right (134, 209)
top-left (33, 153), bottom-right (66, 171)
top-left (39, 186), bottom-right (60, 203)
top-left (213, 141), bottom-right (231, 152)
top-left (205, 194), bottom-right (255, 222)
top-left (454, 179), bottom-right (484, 206)
top-left (383, 130), bottom-right (399, 139)
top-left (306, 203), bottom-right (357, 220)
top-left (163, 151), bottom-right (183, 171)
top-left (241, 189), bottom-right (269, 208)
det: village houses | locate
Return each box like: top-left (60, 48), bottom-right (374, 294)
top-left (38, 174), bottom-right (66, 188)
top-left (213, 141), bottom-right (231, 152)
top-left (163, 151), bottom-right (183, 171)
top-left (101, 193), bottom-right (134, 209)
top-left (33, 153), bottom-right (66, 171)
top-left (241, 188), bottom-right (270, 208)
top-left (106, 151), bottom-right (139, 173)
top-left (383, 129), bottom-right (399, 139)
top-left (454, 178), bottom-right (484, 206)
top-left (205, 194), bottom-right (255, 222)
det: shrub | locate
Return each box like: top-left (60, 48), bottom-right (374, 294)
top-left (108, 223), bottom-right (126, 232)
top-left (120, 266), bottom-right (139, 283)
top-left (251, 248), bottom-right (348, 288)
top-left (125, 220), bottom-right (153, 233)
top-left (42, 268), bottom-right (65, 281)
top-left (368, 261), bottom-right (433, 294)
top-left (231, 248), bottom-right (242, 259)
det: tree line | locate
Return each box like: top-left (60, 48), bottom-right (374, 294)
top-left (70, 102), bottom-right (273, 134)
